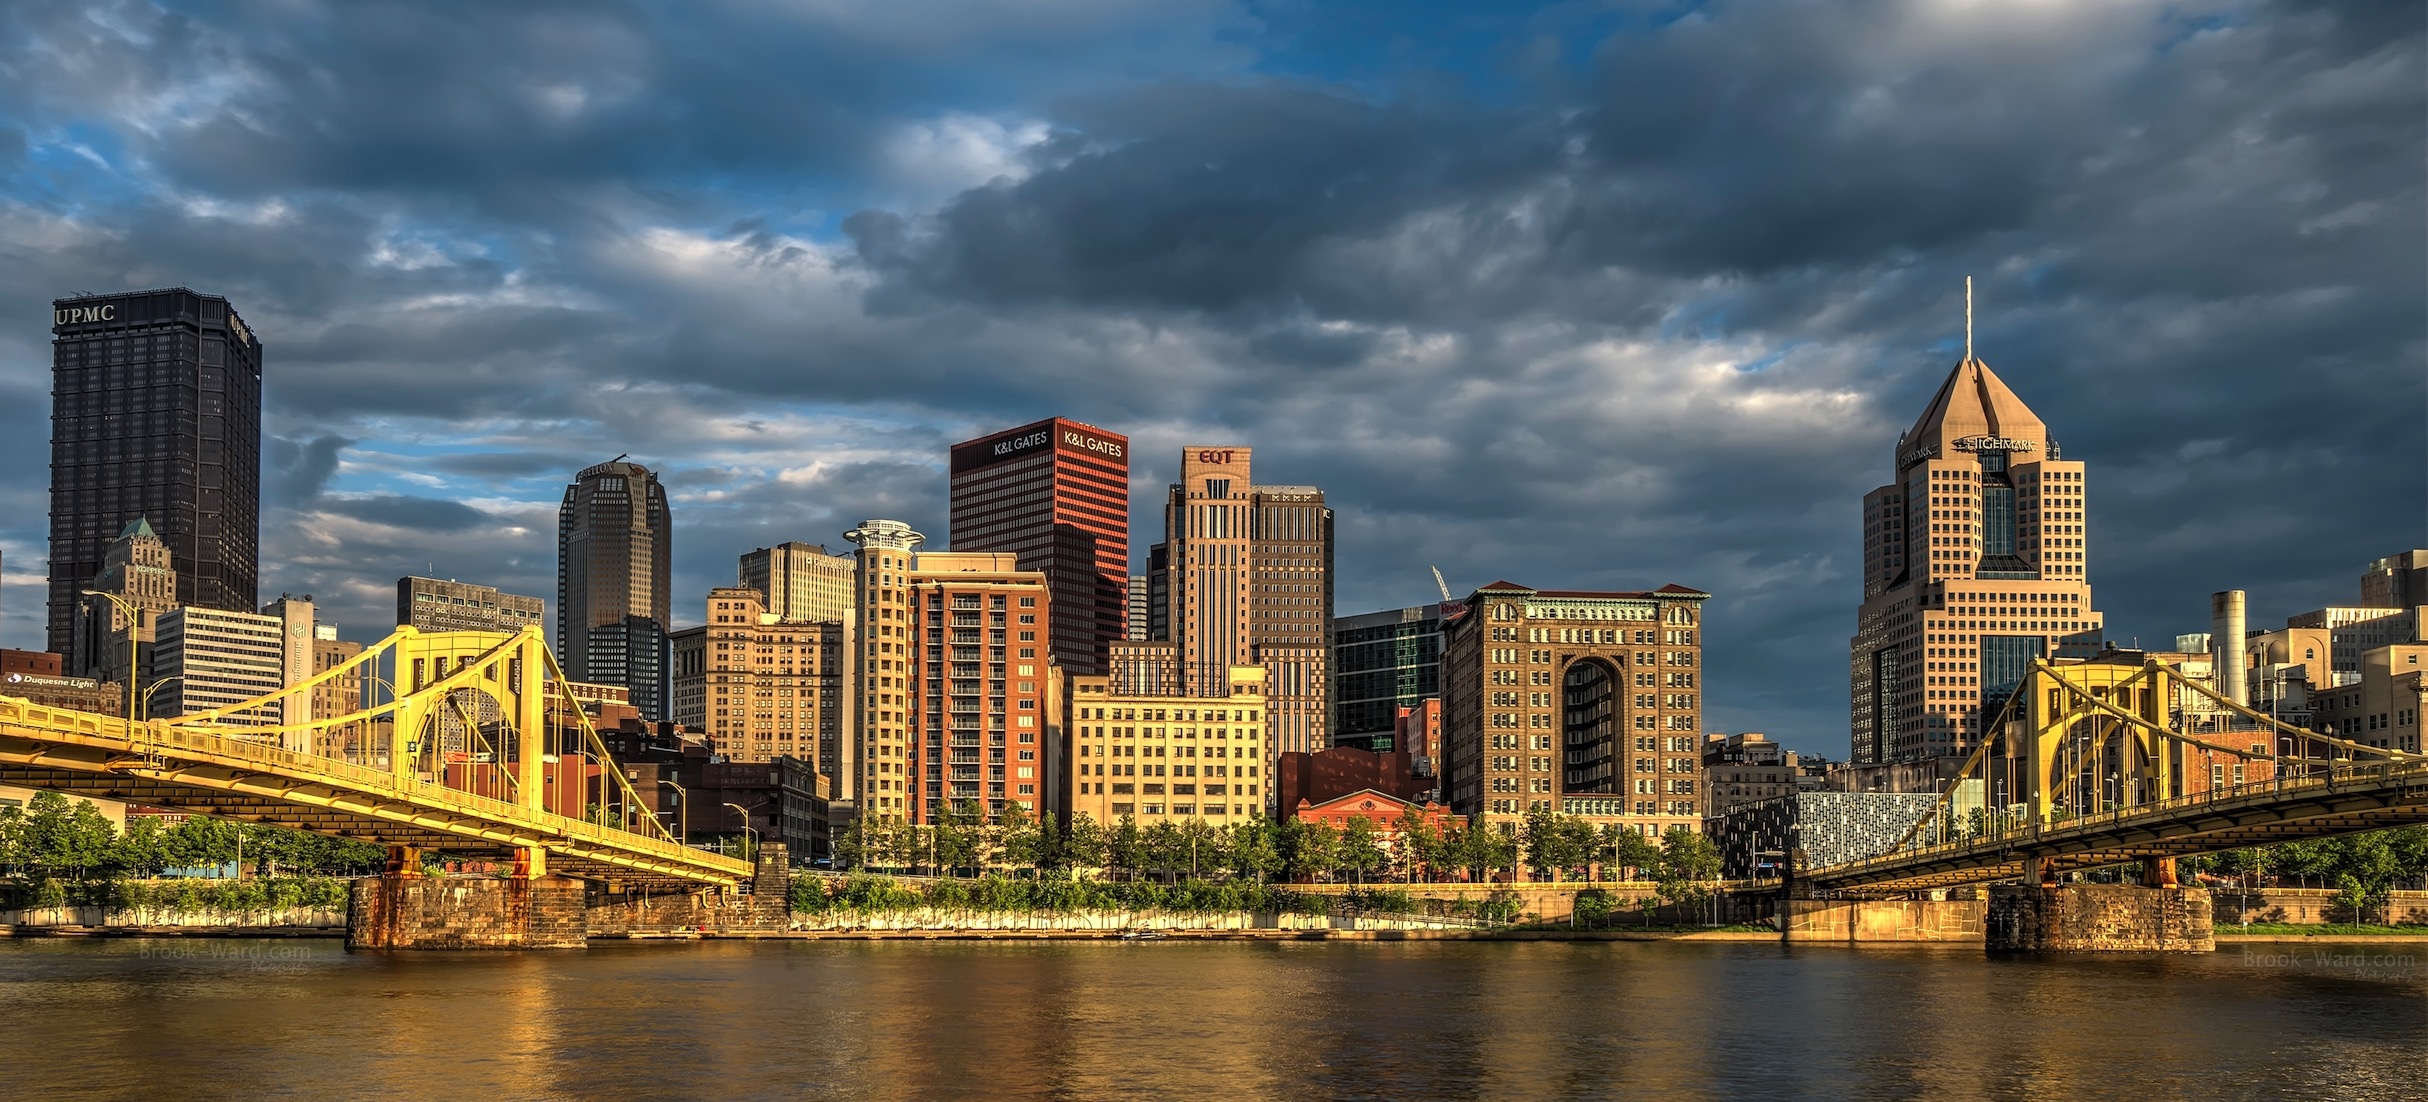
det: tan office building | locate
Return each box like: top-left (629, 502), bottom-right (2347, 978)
top-left (1849, 356), bottom-right (2106, 764)
top-left (670, 587), bottom-right (847, 774)
top-left (1440, 581), bottom-right (1710, 835)
top-left (1067, 666), bottom-right (1267, 824)
top-left (739, 541), bottom-right (856, 624)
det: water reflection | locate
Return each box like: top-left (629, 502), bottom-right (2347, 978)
top-left (1, 939), bottom-right (2421, 1101)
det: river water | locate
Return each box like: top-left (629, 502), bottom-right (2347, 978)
top-left (2, 938), bottom-right (2422, 1100)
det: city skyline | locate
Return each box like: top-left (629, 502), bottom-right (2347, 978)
top-left (0, 2), bottom-right (2418, 760)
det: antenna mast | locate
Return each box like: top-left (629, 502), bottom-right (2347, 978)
top-left (1964, 276), bottom-right (1974, 363)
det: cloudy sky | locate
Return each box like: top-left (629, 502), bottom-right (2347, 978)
top-left (0, 0), bottom-right (2419, 755)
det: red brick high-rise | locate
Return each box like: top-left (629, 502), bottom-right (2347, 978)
top-left (948, 418), bottom-right (1129, 676)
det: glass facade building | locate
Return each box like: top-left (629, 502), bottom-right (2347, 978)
top-left (1330, 605), bottom-right (1444, 746)
top-left (47, 288), bottom-right (261, 655)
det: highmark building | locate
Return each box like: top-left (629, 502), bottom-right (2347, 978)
top-left (1849, 356), bottom-right (2106, 765)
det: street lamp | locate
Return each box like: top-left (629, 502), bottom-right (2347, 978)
top-left (138, 675), bottom-right (185, 722)
top-left (659, 778), bottom-right (688, 844)
top-left (723, 801), bottom-right (759, 863)
top-left (83, 590), bottom-right (140, 722)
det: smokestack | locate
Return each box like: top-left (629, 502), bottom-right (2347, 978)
top-left (2210, 590), bottom-right (2248, 705)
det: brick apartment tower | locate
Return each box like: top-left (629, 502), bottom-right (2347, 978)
top-left (948, 418), bottom-right (1129, 676)
top-left (1850, 356), bottom-right (2105, 765)
top-left (846, 519), bottom-right (1053, 823)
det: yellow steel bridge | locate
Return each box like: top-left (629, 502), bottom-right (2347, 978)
top-left (0, 626), bottom-right (750, 891)
top-left (1804, 653), bottom-right (2428, 893)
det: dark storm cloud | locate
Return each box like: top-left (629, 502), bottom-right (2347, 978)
top-left (0, 0), bottom-right (2416, 750)
top-left (264, 433), bottom-right (352, 507)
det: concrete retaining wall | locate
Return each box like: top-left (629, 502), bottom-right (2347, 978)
top-left (346, 874), bottom-right (588, 950)
top-left (1782, 899), bottom-right (1985, 943)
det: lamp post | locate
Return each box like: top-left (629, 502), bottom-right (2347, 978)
top-left (83, 590), bottom-right (140, 722)
top-left (659, 779), bottom-right (688, 845)
top-left (138, 675), bottom-right (185, 722)
top-left (723, 801), bottom-right (759, 863)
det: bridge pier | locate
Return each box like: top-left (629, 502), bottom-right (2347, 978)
top-left (347, 846), bottom-right (588, 950)
top-left (1986, 882), bottom-right (2213, 952)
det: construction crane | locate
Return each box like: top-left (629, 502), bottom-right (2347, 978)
top-left (1431, 566), bottom-right (1467, 620)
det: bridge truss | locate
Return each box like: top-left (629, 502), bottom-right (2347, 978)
top-left (0, 626), bottom-right (750, 890)
top-left (1807, 653), bottom-right (2428, 893)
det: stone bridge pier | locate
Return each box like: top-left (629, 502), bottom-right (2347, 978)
top-left (1985, 858), bottom-right (2215, 952)
top-left (348, 844), bottom-right (792, 950)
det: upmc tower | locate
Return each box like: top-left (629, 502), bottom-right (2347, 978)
top-left (949, 417), bottom-right (1129, 676)
top-left (47, 289), bottom-right (262, 656)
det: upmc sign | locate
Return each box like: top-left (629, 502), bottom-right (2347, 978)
top-left (54, 303), bottom-right (117, 326)
top-left (951, 419), bottom-right (1128, 474)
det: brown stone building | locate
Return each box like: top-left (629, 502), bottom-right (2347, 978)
top-left (1146, 445), bottom-right (1335, 791)
top-left (669, 586), bottom-right (847, 775)
top-left (1850, 356), bottom-right (2106, 765)
top-left (1440, 581), bottom-right (1710, 836)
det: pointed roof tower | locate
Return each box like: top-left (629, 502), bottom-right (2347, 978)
top-left (119, 516), bottom-right (159, 541)
top-left (1896, 278), bottom-right (2046, 467)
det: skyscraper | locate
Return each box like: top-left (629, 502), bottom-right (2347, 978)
top-left (738, 542), bottom-right (855, 623)
top-left (47, 288), bottom-right (261, 655)
top-left (1155, 446), bottom-right (1336, 760)
top-left (1849, 356), bottom-right (2105, 764)
top-left (558, 459), bottom-right (672, 720)
top-left (948, 418), bottom-right (1128, 675)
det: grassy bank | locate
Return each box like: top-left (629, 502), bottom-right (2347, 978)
top-left (2217, 922), bottom-right (2428, 937)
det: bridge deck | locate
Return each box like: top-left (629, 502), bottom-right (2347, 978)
top-left (0, 696), bottom-right (752, 890)
top-left (1804, 761), bottom-right (2428, 892)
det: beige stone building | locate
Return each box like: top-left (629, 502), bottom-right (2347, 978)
top-left (1700, 732), bottom-right (1801, 821)
top-left (1066, 666), bottom-right (1267, 824)
top-left (739, 541), bottom-right (856, 624)
top-left (1440, 581), bottom-right (1710, 836)
top-left (2311, 643), bottom-right (2428, 754)
top-left (1850, 357), bottom-right (2107, 764)
top-left (670, 587), bottom-right (846, 777)
top-left (70, 517), bottom-right (177, 686)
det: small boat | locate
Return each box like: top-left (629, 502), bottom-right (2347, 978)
top-left (1117, 929), bottom-right (1168, 941)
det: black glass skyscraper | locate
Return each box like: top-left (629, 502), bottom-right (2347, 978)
top-left (48, 288), bottom-right (261, 655)
top-left (558, 459), bottom-right (672, 720)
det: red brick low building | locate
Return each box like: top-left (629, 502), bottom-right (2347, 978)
top-left (1277, 745), bottom-right (1433, 814)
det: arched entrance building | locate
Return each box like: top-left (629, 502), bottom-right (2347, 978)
top-left (1439, 580), bottom-right (1713, 836)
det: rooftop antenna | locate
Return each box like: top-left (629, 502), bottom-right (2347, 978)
top-left (609, 452), bottom-right (629, 465)
top-left (1964, 276), bottom-right (1974, 363)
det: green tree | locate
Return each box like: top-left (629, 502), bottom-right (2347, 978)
top-left (1279, 817), bottom-right (1339, 881)
top-left (1226, 818), bottom-right (1280, 882)
top-left (1396, 806), bottom-right (1443, 883)
top-left (1555, 816), bottom-right (1600, 882)
top-left (997, 804), bottom-right (1042, 872)
top-left (1141, 820), bottom-right (1186, 883)
top-left (1337, 816), bottom-right (1387, 885)
top-left (1654, 826), bottom-right (1721, 920)
top-left (1176, 818), bottom-right (1222, 880)
top-left (1106, 815), bottom-right (1144, 880)
top-left (1519, 804), bottom-right (1560, 882)
top-left (1613, 827), bottom-right (1661, 882)
top-left (1063, 813), bottom-right (1108, 876)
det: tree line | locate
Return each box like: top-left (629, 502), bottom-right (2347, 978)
top-left (831, 800), bottom-right (1721, 889)
top-left (0, 791), bottom-right (387, 892)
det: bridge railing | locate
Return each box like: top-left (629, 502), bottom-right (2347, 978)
top-left (1819, 757), bottom-right (2428, 880)
top-left (1, 694), bottom-right (731, 874)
